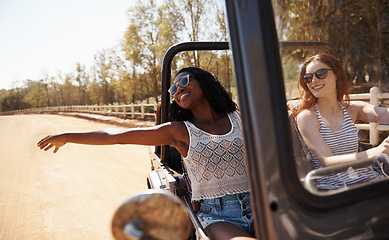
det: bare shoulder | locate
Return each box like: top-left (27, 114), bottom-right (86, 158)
top-left (165, 121), bottom-right (189, 155)
top-left (157, 121), bottom-right (187, 133)
top-left (143, 121), bottom-right (187, 140)
top-left (168, 121), bottom-right (187, 130)
top-left (296, 108), bottom-right (315, 123)
top-left (296, 108), bottom-right (319, 130)
top-left (165, 121), bottom-right (188, 140)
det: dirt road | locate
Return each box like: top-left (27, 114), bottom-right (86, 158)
top-left (0, 114), bottom-right (153, 240)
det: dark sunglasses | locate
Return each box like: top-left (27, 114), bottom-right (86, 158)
top-left (169, 75), bottom-right (191, 95)
top-left (303, 68), bottom-right (332, 84)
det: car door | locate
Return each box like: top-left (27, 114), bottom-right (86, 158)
top-left (226, 0), bottom-right (389, 239)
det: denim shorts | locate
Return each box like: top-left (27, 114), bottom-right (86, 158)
top-left (196, 192), bottom-right (254, 236)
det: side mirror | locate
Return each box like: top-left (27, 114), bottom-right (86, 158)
top-left (111, 189), bottom-right (192, 240)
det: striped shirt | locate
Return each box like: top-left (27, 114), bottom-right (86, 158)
top-left (309, 103), bottom-right (381, 190)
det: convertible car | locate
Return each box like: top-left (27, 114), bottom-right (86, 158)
top-left (111, 0), bottom-right (389, 239)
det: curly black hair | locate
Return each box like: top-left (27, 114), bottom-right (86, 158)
top-left (170, 67), bottom-right (237, 121)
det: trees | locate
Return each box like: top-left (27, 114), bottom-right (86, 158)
top-left (178, 0), bottom-right (210, 67)
top-left (1, 0), bottom-right (233, 111)
top-left (2, 0), bottom-right (387, 112)
top-left (123, 0), bottom-right (185, 103)
top-left (75, 63), bottom-right (89, 105)
top-left (273, 0), bottom-right (389, 92)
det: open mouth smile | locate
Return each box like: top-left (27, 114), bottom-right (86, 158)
top-left (311, 84), bottom-right (325, 90)
top-left (177, 91), bottom-right (190, 102)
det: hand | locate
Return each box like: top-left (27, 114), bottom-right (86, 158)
top-left (374, 136), bottom-right (389, 156)
top-left (37, 134), bottom-right (67, 153)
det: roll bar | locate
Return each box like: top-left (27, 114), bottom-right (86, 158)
top-left (159, 41), bottom-right (335, 163)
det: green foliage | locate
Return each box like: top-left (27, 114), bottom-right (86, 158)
top-left (1, 0), bottom-right (234, 112)
top-left (273, 0), bottom-right (389, 95)
top-left (2, 0), bottom-right (387, 112)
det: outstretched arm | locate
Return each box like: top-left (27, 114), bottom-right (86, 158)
top-left (37, 121), bottom-right (188, 154)
top-left (351, 101), bottom-right (389, 124)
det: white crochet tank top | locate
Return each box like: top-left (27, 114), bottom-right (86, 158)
top-left (183, 111), bottom-right (249, 201)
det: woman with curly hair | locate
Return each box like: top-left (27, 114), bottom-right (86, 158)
top-left (37, 67), bottom-right (255, 240)
top-left (295, 53), bottom-right (389, 190)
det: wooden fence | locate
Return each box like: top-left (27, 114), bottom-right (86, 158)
top-left (0, 102), bottom-right (158, 120)
top-left (349, 87), bottom-right (389, 146)
top-left (1, 87), bottom-right (389, 145)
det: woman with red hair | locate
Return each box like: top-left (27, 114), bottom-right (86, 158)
top-left (296, 53), bottom-right (389, 190)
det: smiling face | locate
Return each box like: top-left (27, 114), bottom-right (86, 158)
top-left (305, 60), bottom-right (337, 100)
top-left (172, 72), bottom-right (205, 109)
top-left (297, 53), bottom-right (350, 113)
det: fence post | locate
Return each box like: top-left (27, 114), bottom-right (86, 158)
top-left (370, 87), bottom-right (379, 146)
top-left (123, 105), bottom-right (127, 118)
top-left (131, 104), bottom-right (135, 118)
top-left (141, 102), bottom-right (145, 119)
top-left (154, 102), bottom-right (157, 119)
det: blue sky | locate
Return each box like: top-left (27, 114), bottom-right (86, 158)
top-left (0, 0), bottom-right (133, 90)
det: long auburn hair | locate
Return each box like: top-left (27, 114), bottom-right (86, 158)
top-left (297, 53), bottom-right (350, 114)
top-left (170, 67), bottom-right (237, 121)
